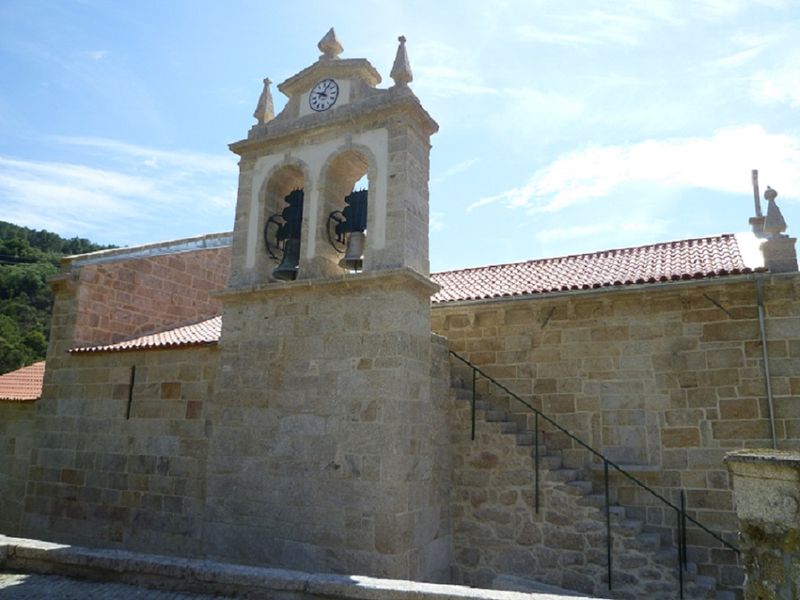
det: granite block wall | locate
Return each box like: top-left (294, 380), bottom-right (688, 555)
top-left (16, 346), bottom-right (217, 555)
top-left (431, 273), bottom-right (800, 592)
top-left (66, 246), bottom-right (230, 348)
top-left (0, 401), bottom-right (36, 535)
top-left (204, 270), bottom-right (451, 582)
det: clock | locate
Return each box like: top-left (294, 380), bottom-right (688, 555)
top-left (309, 79), bottom-right (339, 112)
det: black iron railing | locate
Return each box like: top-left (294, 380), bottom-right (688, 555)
top-left (450, 350), bottom-right (739, 598)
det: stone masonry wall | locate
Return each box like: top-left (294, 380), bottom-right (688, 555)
top-left (68, 246), bottom-right (230, 348)
top-left (17, 346), bottom-right (217, 555)
top-left (0, 401), bottom-right (36, 535)
top-left (204, 271), bottom-right (452, 582)
top-left (432, 273), bottom-right (800, 592)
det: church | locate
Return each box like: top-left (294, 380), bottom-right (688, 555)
top-left (1, 30), bottom-right (799, 599)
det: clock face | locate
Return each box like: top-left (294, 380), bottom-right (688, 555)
top-left (309, 79), bottom-right (339, 112)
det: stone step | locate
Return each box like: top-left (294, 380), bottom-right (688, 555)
top-left (534, 454), bottom-right (563, 470)
top-left (577, 493), bottom-right (606, 509)
top-left (498, 421), bottom-right (518, 434)
top-left (566, 479), bottom-right (594, 495)
top-left (447, 379), bottom-right (729, 600)
top-left (544, 468), bottom-right (581, 483)
top-left (654, 547), bottom-right (678, 566)
top-left (616, 519), bottom-right (643, 537)
top-left (608, 505), bottom-right (626, 520)
top-left (485, 410), bottom-right (508, 422)
top-left (555, 481), bottom-right (591, 497)
top-left (515, 432), bottom-right (535, 445)
top-left (630, 532), bottom-right (661, 551)
top-left (694, 575), bottom-right (716, 590)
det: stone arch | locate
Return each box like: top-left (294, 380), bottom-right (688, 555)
top-left (311, 143), bottom-right (380, 277)
top-left (256, 158), bottom-right (313, 282)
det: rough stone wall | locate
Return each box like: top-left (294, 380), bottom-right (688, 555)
top-left (68, 246), bottom-right (230, 348)
top-left (432, 274), bottom-right (800, 591)
top-left (726, 449), bottom-right (800, 600)
top-left (204, 271), bottom-right (451, 582)
top-left (17, 346), bottom-right (216, 555)
top-left (0, 401), bottom-right (36, 535)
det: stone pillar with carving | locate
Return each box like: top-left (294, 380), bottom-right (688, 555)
top-left (725, 449), bottom-right (800, 599)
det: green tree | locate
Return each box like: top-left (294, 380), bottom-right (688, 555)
top-left (0, 221), bottom-right (114, 374)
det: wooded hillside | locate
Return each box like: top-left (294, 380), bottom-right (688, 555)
top-left (0, 222), bottom-right (114, 374)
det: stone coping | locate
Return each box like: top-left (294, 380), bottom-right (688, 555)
top-left (0, 536), bottom-right (593, 600)
top-left (215, 267), bottom-right (440, 301)
top-left (724, 448), bottom-right (800, 466)
top-left (59, 232), bottom-right (233, 268)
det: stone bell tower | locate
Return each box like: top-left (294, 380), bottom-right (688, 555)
top-left (204, 30), bottom-right (450, 581)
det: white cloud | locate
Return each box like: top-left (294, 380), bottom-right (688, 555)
top-left (52, 136), bottom-right (238, 174)
top-left (711, 46), bottom-right (766, 68)
top-left (536, 220), bottom-right (668, 244)
top-left (469, 125), bottom-right (800, 213)
top-left (749, 65), bottom-right (800, 108)
top-left (430, 211), bottom-right (445, 233)
top-left (86, 50), bottom-right (110, 61)
top-left (514, 10), bottom-right (651, 47)
top-left (0, 139), bottom-right (237, 244)
top-left (432, 158), bottom-right (480, 184)
top-left (411, 40), bottom-right (497, 99)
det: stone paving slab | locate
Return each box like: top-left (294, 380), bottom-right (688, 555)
top-left (0, 571), bottom-right (227, 599)
top-left (0, 535), bottom-right (595, 600)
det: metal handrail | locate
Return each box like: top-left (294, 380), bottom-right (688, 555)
top-left (449, 350), bottom-right (739, 595)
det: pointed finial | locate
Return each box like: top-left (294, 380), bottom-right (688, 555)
top-left (390, 35), bottom-right (413, 87)
top-left (318, 28), bottom-right (343, 60)
top-left (764, 186), bottom-right (788, 236)
top-left (253, 78), bottom-right (274, 124)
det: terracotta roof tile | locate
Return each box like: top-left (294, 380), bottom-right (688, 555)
top-left (431, 234), bottom-right (753, 304)
top-left (67, 235), bottom-right (756, 353)
top-left (71, 316), bottom-right (221, 353)
top-left (0, 361), bottom-right (45, 401)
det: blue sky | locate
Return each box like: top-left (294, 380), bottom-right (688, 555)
top-left (1, 0), bottom-right (798, 272)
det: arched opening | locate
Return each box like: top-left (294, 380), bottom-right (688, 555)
top-left (259, 163), bottom-right (306, 282)
top-left (315, 148), bottom-right (373, 278)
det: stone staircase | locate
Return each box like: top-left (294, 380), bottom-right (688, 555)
top-left (448, 366), bottom-right (738, 600)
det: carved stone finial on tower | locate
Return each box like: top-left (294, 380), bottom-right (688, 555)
top-left (764, 186), bottom-right (787, 236)
top-left (390, 35), bottom-right (413, 87)
top-left (253, 78), bottom-right (274, 124)
top-left (760, 185), bottom-right (798, 272)
top-left (318, 27), bottom-right (343, 60)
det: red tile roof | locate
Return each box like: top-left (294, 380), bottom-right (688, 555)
top-left (71, 316), bottom-right (221, 353)
top-left (0, 361), bottom-right (45, 401)
top-left (65, 234), bottom-right (754, 355)
top-left (431, 234), bottom-right (753, 303)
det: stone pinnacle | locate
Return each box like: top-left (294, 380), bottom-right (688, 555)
top-left (318, 27), bottom-right (343, 60)
top-left (390, 35), bottom-right (412, 87)
top-left (764, 186), bottom-right (788, 236)
top-left (253, 78), bottom-right (274, 124)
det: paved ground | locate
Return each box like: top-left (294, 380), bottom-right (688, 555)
top-left (0, 571), bottom-right (230, 599)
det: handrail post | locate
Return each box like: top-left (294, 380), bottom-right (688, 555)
top-left (471, 368), bottom-right (477, 441)
top-left (534, 411), bottom-right (540, 514)
top-left (676, 504), bottom-right (684, 599)
top-left (680, 490), bottom-right (688, 569)
top-left (604, 459), bottom-right (612, 591)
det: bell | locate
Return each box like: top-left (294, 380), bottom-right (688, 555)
top-left (339, 231), bottom-right (366, 271)
top-left (273, 238), bottom-right (301, 281)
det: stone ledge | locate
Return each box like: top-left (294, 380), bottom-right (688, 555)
top-left (61, 232), bottom-right (233, 268)
top-left (0, 535), bottom-right (592, 600)
top-left (215, 267), bottom-right (439, 301)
